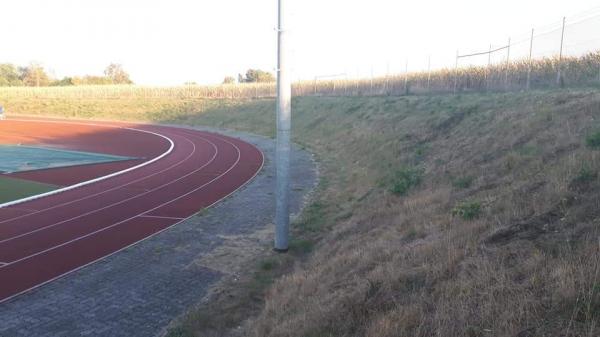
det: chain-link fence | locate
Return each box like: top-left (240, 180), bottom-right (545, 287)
top-left (306, 9), bottom-right (600, 96)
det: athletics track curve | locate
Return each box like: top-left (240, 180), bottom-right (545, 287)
top-left (0, 119), bottom-right (264, 303)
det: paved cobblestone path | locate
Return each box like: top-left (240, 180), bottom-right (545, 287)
top-left (0, 127), bottom-right (317, 337)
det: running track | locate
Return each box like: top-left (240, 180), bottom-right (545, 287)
top-left (0, 119), bottom-right (263, 303)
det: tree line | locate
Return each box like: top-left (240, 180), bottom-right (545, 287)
top-left (0, 62), bottom-right (275, 87)
top-left (0, 63), bottom-right (133, 87)
top-left (223, 69), bottom-right (275, 84)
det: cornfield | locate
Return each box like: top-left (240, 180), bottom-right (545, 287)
top-left (0, 52), bottom-right (598, 100)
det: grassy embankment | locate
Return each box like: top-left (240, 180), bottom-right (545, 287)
top-left (3, 89), bottom-right (600, 336)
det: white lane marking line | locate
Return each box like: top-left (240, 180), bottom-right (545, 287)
top-left (0, 119), bottom-right (175, 209)
top-left (0, 138), bottom-right (215, 244)
top-left (0, 134), bottom-right (241, 268)
top-left (139, 215), bottom-right (186, 221)
top-left (0, 128), bottom-right (264, 305)
top-left (0, 262), bottom-right (7, 266)
top-left (0, 136), bottom-right (199, 225)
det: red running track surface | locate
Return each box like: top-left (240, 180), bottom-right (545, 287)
top-left (0, 120), bottom-right (169, 185)
top-left (0, 119), bottom-right (263, 303)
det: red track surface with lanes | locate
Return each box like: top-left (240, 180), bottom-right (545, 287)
top-left (0, 119), bottom-right (263, 303)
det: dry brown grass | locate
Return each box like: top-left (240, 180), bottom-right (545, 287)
top-left (243, 91), bottom-right (600, 337)
top-left (5, 88), bottom-right (600, 336)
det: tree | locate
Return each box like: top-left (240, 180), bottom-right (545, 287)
top-left (104, 63), bottom-right (133, 84)
top-left (239, 69), bottom-right (275, 83)
top-left (72, 75), bottom-right (113, 85)
top-left (223, 76), bottom-right (235, 84)
top-left (0, 64), bottom-right (23, 86)
top-left (51, 77), bottom-right (74, 86)
top-left (20, 63), bottom-right (50, 87)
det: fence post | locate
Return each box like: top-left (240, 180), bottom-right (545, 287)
top-left (386, 62), bottom-right (390, 95)
top-left (427, 55), bottom-right (432, 93)
top-left (485, 44), bottom-right (492, 91)
top-left (505, 38), bottom-right (511, 91)
top-left (370, 66), bottom-right (374, 95)
top-left (526, 28), bottom-right (534, 91)
top-left (404, 60), bottom-right (409, 95)
top-left (453, 50), bottom-right (459, 94)
top-left (557, 16), bottom-right (566, 87)
top-left (344, 75), bottom-right (348, 96)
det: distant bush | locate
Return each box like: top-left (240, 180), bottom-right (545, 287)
top-left (0, 63), bottom-right (23, 86)
top-left (414, 144), bottom-right (429, 160)
top-left (238, 69), bottom-right (275, 83)
top-left (585, 130), bottom-right (600, 149)
top-left (576, 166), bottom-right (597, 182)
top-left (452, 175), bottom-right (474, 189)
top-left (104, 63), bottom-right (133, 84)
top-left (389, 166), bottom-right (424, 195)
top-left (51, 77), bottom-right (74, 86)
top-left (71, 76), bottom-right (114, 85)
top-left (452, 201), bottom-right (481, 220)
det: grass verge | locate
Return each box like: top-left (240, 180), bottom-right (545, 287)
top-left (0, 176), bottom-right (57, 204)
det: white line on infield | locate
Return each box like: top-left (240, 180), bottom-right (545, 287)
top-left (0, 139), bottom-right (215, 244)
top-left (0, 135), bottom-right (241, 269)
top-left (0, 119), bottom-right (175, 209)
top-left (0, 128), bottom-right (265, 305)
top-left (0, 137), bottom-right (198, 226)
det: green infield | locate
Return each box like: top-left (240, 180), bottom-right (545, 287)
top-left (0, 145), bottom-right (135, 173)
top-left (0, 175), bottom-right (58, 204)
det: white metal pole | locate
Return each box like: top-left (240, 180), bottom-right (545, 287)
top-left (275, 0), bottom-right (291, 252)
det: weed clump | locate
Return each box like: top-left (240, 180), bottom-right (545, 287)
top-left (585, 130), bottom-right (600, 149)
top-left (452, 201), bottom-right (481, 220)
top-left (259, 259), bottom-right (278, 271)
top-left (389, 166), bottom-right (424, 195)
top-left (575, 166), bottom-right (597, 183)
top-left (570, 166), bottom-right (598, 192)
top-left (452, 175), bottom-right (474, 189)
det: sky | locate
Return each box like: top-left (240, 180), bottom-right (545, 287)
top-left (1, 0), bottom-right (599, 85)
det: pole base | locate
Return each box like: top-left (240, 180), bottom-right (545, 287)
top-left (273, 247), bottom-right (289, 253)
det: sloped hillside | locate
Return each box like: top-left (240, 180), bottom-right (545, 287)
top-left (191, 90), bottom-right (600, 337)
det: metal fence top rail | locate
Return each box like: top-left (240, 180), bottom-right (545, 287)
top-left (458, 45), bottom-right (510, 59)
